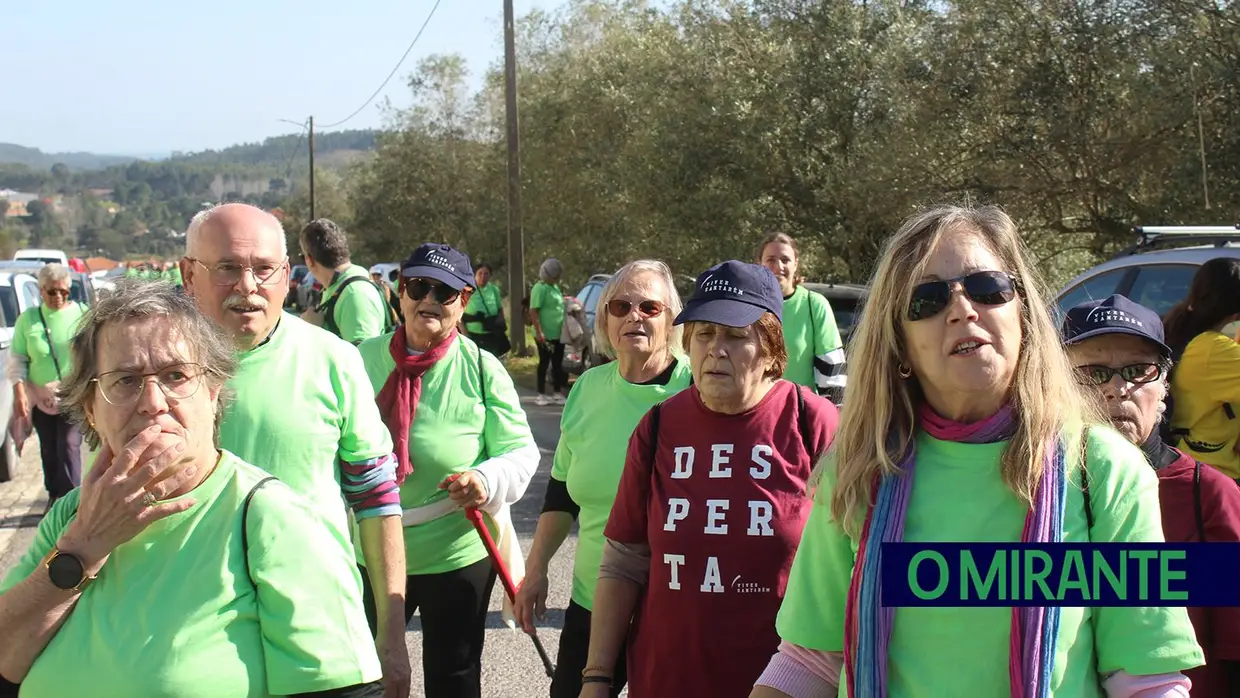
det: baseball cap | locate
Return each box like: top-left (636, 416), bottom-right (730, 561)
top-left (400, 243), bottom-right (474, 291)
top-left (674, 260), bottom-right (784, 327)
top-left (1062, 294), bottom-right (1171, 358)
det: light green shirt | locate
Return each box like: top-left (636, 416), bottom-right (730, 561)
top-left (781, 285), bottom-right (843, 392)
top-left (530, 281), bottom-right (565, 342)
top-left (464, 282), bottom-right (503, 335)
top-left (322, 264), bottom-right (389, 344)
top-left (12, 302), bottom-right (86, 386)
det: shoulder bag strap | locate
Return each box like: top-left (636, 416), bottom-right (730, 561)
top-left (796, 385), bottom-right (816, 463)
top-left (37, 308), bottom-right (63, 381)
top-left (476, 344), bottom-right (490, 460)
top-left (1079, 435), bottom-right (1094, 533)
top-left (1194, 461), bottom-right (1206, 542)
top-left (649, 402), bottom-right (662, 466)
top-left (242, 476), bottom-right (278, 589)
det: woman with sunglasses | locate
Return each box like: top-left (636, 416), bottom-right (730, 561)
top-left (580, 260), bottom-right (839, 698)
top-left (513, 260), bottom-right (692, 698)
top-left (10, 263), bottom-right (88, 511)
top-left (757, 233), bottom-right (846, 404)
top-left (354, 243), bottom-right (539, 698)
top-left (751, 205), bottom-right (1202, 698)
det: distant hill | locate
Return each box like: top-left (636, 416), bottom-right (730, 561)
top-left (0, 143), bottom-right (136, 170)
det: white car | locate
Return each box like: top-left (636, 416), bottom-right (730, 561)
top-left (13, 248), bottom-right (68, 266)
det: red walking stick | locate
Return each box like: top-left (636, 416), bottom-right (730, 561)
top-left (464, 506), bottom-right (556, 678)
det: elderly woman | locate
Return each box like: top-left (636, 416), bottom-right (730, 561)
top-left (462, 262), bottom-right (509, 357)
top-left (757, 233), bottom-right (846, 404)
top-left (355, 243), bottom-right (539, 698)
top-left (1163, 257), bottom-right (1240, 481)
top-left (513, 259), bottom-right (693, 698)
top-left (9, 263), bottom-right (88, 509)
top-left (578, 260), bottom-right (839, 698)
top-left (0, 279), bottom-right (383, 697)
top-left (1063, 294), bottom-right (1240, 698)
top-left (530, 257), bottom-right (568, 406)
top-left (751, 205), bottom-right (1203, 698)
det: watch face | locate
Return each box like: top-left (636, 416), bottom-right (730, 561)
top-left (48, 552), bottom-right (85, 590)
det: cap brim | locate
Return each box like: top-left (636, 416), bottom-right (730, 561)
top-left (1065, 326), bottom-right (1172, 358)
top-left (674, 298), bottom-right (769, 328)
top-left (402, 265), bottom-right (469, 291)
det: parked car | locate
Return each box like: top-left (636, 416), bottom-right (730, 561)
top-left (288, 265), bottom-right (310, 309)
top-left (801, 282), bottom-right (869, 344)
top-left (1054, 226), bottom-right (1240, 320)
top-left (13, 248), bottom-right (68, 266)
top-left (0, 274), bottom-right (25, 481)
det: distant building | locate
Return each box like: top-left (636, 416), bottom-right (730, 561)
top-left (0, 188), bottom-right (39, 216)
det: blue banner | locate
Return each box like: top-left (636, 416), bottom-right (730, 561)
top-left (880, 543), bottom-right (1240, 607)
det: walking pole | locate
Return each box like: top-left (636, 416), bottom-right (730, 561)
top-left (464, 506), bottom-right (556, 677)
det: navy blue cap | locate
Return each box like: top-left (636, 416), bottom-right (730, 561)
top-left (1062, 294), bottom-right (1171, 358)
top-left (401, 243), bottom-right (474, 291)
top-left (674, 260), bottom-right (784, 327)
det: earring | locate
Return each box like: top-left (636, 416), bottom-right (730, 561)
top-left (898, 363), bottom-right (913, 379)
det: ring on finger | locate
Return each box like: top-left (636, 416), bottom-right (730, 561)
top-left (142, 490), bottom-right (157, 508)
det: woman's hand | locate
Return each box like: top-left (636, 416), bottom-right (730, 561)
top-left (57, 425), bottom-right (198, 568)
top-left (13, 383), bottom-right (30, 421)
top-left (513, 568), bottom-right (549, 635)
top-left (439, 471), bottom-right (488, 509)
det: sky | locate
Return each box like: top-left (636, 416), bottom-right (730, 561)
top-left (3, 0), bottom-right (569, 156)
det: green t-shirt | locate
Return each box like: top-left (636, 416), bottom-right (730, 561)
top-left (530, 281), bottom-right (565, 342)
top-left (0, 451), bottom-right (382, 697)
top-left (781, 285), bottom-right (843, 390)
top-left (322, 264), bottom-right (389, 344)
top-left (356, 332), bottom-right (537, 575)
top-left (464, 282), bottom-right (503, 335)
top-left (12, 303), bottom-right (86, 387)
top-left (776, 426), bottom-right (1204, 697)
top-left (219, 314), bottom-right (394, 545)
top-left (552, 357), bottom-right (693, 609)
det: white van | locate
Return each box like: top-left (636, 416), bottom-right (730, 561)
top-left (13, 248), bottom-right (68, 266)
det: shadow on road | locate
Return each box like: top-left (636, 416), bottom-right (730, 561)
top-left (0, 513), bottom-right (41, 530)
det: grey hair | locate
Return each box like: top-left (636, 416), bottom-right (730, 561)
top-left (539, 258), bottom-right (563, 282)
top-left (58, 279), bottom-right (238, 451)
top-left (37, 263), bottom-right (71, 288)
top-left (185, 203), bottom-right (288, 258)
top-left (592, 260), bottom-right (685, 361)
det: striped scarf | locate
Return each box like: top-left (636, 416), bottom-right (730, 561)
top-left (842, 403), bottom-right (1066, 698)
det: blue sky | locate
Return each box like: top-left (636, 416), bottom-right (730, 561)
top-left (4, 0), bottom-right (568, 156)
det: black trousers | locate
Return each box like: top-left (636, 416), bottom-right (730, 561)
top-left (360, 558), bottom-right (498, 698)
top-left (31, 407), bottom-right (81, 500)
top-left (536, 341), bottom-right (567, 394)
top-left (549, 600), bottom-right (628, 698)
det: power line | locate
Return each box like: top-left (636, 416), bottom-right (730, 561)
top-left (318, 0), bottom-right (444, 130)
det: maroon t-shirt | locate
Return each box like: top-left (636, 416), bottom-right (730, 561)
top-left (1156, 447), bottom-right (1240, 698)
top-left (604, 380), bottom-right (839, 698)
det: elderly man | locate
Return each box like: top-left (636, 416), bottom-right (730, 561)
top-left (180, 203), bottom-right (411, 697)
top-left (300, 218), bottom-right (394, 344)
top-left (1064, 294), bottom-right (1240, 698)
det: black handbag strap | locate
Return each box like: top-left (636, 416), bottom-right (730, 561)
top-left (37, 307), bottom-right (63, 381)
top-left (242, 476), bottom-right (278, 588)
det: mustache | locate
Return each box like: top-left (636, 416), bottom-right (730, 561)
top-left (222, 294), bottom-right (268, 311)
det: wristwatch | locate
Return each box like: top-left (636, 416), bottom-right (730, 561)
top-left (43, 547), bottom-right (97, 592)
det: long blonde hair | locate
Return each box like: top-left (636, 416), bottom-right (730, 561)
top-left (825, 204), bottom-right (1102, 537)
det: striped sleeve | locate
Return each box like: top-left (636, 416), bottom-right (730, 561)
top-left (339, 452), bottom-right (402, 519)
top-left (810, 293), bottom-right (846, 403)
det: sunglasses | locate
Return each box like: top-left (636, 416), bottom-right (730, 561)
top-left (404, 278), bottom-right (461, 304)
top-left (43, 288), bottom-right (70, 299)
top-left (907, 271), bottom-right (1019, 321)
top-left (606, 299), bottom-right (665, 319)
top-left (1075, 363), bottom-right (1165, 387)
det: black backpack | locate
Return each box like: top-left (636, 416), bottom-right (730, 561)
top-left (318, 276), bottom-right (399, 342)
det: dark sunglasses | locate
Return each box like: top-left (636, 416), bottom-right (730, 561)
top-left (43, 288), bottom-right (70, 299)
top-left (404, 278), bottom-right (461, 304)
top-left (1075, 363), bottom-right (1165, 386)
top-left (907, 271), bottom-right (1019, 321)
top-left (606, 299), bottom-right (665, 319)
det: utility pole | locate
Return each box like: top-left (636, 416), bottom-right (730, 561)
top-left (503, 0), bottom-right (526, 356)
top-left (308, 115), bottom-right (317, 220)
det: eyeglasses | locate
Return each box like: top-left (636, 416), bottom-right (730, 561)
top-left (1074, 363), bottom-right (1165, 387)
top-left (188, 258), bottom-right (287, 287)
top-left (908, 271), bottom-right (1019, 321)
top-left (404, 278), bottom-right (462, 304)
top-left (92, 363), bottom-right (205, 406)
top-left (42, 288), bottom-right (70, 299)
top-left (606, 299), bottom-right (665, 319)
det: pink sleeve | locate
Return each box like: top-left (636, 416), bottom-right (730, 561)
top-left (1101, 671), bottom-right (1191, 698)
top-left (752, 641), bottom-right (841, 698)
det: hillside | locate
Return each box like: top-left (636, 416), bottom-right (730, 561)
top-left (0, 143), bottom-right (136, 170)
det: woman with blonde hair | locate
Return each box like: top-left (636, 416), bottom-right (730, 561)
top-left (751, 205), bottom-right (1203, 698)
top-left (514, 259), bottom-right (692, 697)
top-left (757, 233), bottom-right (846, 403)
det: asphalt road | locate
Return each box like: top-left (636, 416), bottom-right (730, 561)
top-left (0, 392), bottom-right (580, 698)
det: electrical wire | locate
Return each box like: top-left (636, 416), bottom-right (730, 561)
top-left (318, 0), bottom-right (444, 129)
